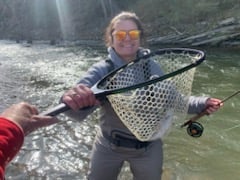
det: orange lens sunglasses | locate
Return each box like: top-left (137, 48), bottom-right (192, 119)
top-left (113, 30), bottom-right (141, 41)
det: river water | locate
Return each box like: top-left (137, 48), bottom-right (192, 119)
top-left (0, 40), bottom-right (239, 180)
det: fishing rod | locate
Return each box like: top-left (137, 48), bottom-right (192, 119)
top-left (181, 90), bottom-right (240, 137)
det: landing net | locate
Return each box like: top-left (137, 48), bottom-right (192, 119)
top-left (100, 50), bottom-right (201, 141)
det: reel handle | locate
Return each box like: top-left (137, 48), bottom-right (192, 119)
top-left (187, 122), bottom-right (204, 137)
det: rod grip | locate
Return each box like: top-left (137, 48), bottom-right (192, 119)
top-left (180, 111), bottom-right (208, 128)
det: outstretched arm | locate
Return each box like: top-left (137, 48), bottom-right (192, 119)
top-left (0, 102), bottom-right (58, 179)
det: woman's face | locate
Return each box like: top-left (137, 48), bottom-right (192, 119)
top-left (111, 19), bottom-right (141, 62)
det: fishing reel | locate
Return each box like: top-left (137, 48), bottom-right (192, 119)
top-left (181, 90), bottom-right (240, 137)
top-left (186, 122), bottom-right (204, 137)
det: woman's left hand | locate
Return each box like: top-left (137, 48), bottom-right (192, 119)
top-left (205, 98), bottom-right (223, 114)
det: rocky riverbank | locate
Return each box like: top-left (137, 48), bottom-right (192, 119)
top-left (56, 18), bottom-right (240, 49)
top-left (148, 17), bottom-right (240, 48)
top-left (13, 17), bottom-right (240, 49)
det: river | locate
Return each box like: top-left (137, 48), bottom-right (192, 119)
top-left (0, 40), bottom-right (239, 180)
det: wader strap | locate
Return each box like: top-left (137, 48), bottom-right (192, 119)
top-left (102, 130), bottom-right (151, 149)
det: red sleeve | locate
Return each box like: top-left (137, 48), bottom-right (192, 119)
top-left (0, 117), bottom-right (24, 179)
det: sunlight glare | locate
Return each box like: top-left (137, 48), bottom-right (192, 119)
top-left (55, 0), bottom-right (74, 40)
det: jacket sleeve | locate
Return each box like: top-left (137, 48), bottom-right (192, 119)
top-left (0, 117), bottom-right (24, 179)
top-left (63, 60), bottom-right (110, 121)
top-left (187, 96), bottom-right (209, 114)
top-left (77, 60), bottom-right (110, 87)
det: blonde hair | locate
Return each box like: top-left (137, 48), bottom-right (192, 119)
top-left (104, 11), bottom-right (145, 47)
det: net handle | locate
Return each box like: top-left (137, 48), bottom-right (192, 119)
top-left (42, 48), bottom-right (205, 116)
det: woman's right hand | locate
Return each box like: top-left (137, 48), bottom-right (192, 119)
top-left (62, 84), bottom-right (98, 111)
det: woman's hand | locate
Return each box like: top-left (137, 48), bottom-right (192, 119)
top-left (62, 84), bottom-right (99, 111)
top-left (205, 98), bottom-right (223, 114)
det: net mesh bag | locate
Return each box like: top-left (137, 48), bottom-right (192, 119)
top-left (99, 51), bottom-right (198, 141)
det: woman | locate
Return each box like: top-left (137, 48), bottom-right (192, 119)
top-left (61, 11), bottom-right (222, 180)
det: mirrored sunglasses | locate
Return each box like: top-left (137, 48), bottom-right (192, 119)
top-left (113, 30), bottom-right (141, 41)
